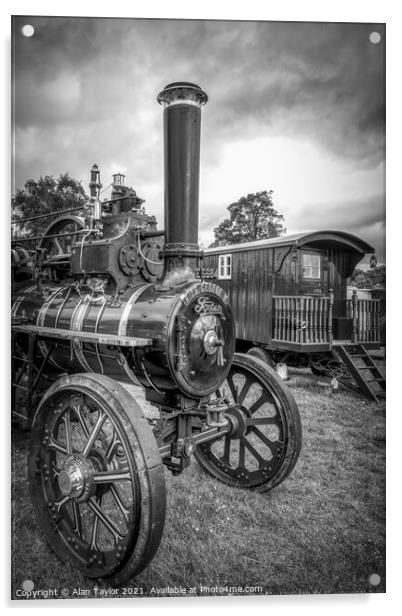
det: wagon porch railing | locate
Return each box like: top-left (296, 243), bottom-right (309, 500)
top-left (346, 291), bottom-right (381, 343)
top-left (272, 292), bottom-right (381, 347)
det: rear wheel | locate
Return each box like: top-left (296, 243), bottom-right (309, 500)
top-left (195, 353), bottom-right (302, 492)
top-left (247, 346), bottom-right (275, 368)
top-left (28, 373), bottom-right (166, 584)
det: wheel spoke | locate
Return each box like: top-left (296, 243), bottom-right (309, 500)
top-left (47, 435), bottom-right (68, 455)
top-left (248, 396), bottom-right (263, 415)
top-left (72, 501), bottom-right (83, 538)
top-left (238, 439), bottom-right (245, 468)
top-left (88, 496), bottom-right (125, 543)
top-left (71, 403), bottom-right (90, 438)
top-left (54, 495), bottom-right (70, 512)
top-left (242, 437), bottom-right (265, 466)
top-left (246, 416), bottom-right (278, 426)
top-left (251, 426), bottom-right (275, 448)
top-left (93, 470), bottom-right (131, 483)
top-left (89, 496), bottom-right (102, 551)
top-left (51, 462), bottom-right (60, 479)
top-left (109, 484), bottom-right (130, 524)
top-left (63, 410), bottom-right (73, 455)
top-left (237, 376), bottom-right (252, 406)
top-left (252, 427), bottom-right (282, 456)
top-left (249, 395), bottom-right (272, 415)
top-left (221, 437), bottom-right (231, 465)
top-left (226, 373), bottom-right (238, 400)
top-left (106, 430), bottom-right (121, 463)
top-left (82, 412), bottom-right (106, 457)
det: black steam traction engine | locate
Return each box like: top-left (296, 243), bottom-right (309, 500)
top-left (11, 83), bottom-right (302, 584)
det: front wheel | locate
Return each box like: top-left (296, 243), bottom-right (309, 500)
top-left (194, 353), bottom-right (302, 492)
top-left (28, 373), bottom-right (166, 585)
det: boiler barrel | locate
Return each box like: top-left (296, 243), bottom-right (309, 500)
top-left (12, 278), bottom-right (235, 398)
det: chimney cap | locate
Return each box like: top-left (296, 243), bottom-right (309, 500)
top-left (157, 81), bottom-right (208, 107)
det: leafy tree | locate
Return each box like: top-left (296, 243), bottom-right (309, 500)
top-left (210, 190), bottom-right (286, 247)
top-left (349, 265), bottom-right (386, 289)
top-left (12, 173), bottom-right (89, 242)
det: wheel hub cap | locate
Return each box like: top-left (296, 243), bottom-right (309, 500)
top-left (58, 454), bottom-right (95, 501)
top-left (203, 329), bottom-right (219, 355)
top-left (226, 406), bottom-right (247, 439)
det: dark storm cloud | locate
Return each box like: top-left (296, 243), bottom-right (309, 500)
top-left (12, 17), bottom-right (385, 259)
top-left (289, 193), bottom-right (386, 262)
top-left (13, 18), bottom-right (385, 163)
top-left (293, 193), bottom-right (385, 231)
top-left (200, 21), bottom-right (385, 168)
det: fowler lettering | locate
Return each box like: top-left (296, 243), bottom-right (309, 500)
top-left (193, 295), bottom-right (223, 315)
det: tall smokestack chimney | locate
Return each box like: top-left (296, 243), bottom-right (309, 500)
top-left (157, 82), bottom-right (208, 286)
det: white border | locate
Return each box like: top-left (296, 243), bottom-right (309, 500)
top-left (2, 1), bottom-right (400, 613)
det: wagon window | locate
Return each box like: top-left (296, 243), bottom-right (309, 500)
top-left (302, 253), bottom-right (321, 279)
top-left (218, 254), bottom-right (232, 279)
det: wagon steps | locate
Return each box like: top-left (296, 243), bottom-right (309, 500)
top-left (334, 344), bottom-right (386, 403)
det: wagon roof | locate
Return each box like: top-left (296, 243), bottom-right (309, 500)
top-left (204, 230), bottom-right (375, 255)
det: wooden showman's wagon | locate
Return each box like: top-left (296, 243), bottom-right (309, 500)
top-left (203, 231), bottom-right (385, 401)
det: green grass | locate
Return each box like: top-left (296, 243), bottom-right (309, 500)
top-left (11, 369), bottom-right (385, 599)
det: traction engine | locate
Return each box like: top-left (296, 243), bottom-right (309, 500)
top-left (11, 82), bottom-right (302, 584)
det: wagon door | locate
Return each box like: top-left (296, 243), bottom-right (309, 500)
top-left (327, 248), bottom-right (353, 340)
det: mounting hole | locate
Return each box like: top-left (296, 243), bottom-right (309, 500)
top-left (22, 579), bottom-right (35, 591)
top-left (368, 573), bottom-right (381, 586)
top-left (369, 32), bottom-right (381, 45)
top-left (21, 24), bottom-right (35, 38)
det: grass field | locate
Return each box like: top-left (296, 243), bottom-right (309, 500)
top-left (11, 369), bottom-right (385, 599)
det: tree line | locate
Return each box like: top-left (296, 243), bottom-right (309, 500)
top-left (12, 174), bottom-right (88, 239)
top-left (11, 173), bottom-right (385, 287)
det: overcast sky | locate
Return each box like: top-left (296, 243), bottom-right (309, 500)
top-left (12, 16), bottom-right (385, 262)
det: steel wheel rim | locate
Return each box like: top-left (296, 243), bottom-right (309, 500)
top-left (29, 385), bottom-right (141, 578)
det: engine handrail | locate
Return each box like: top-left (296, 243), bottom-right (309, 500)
top-left (12, 323), bottom-right (153, 347)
